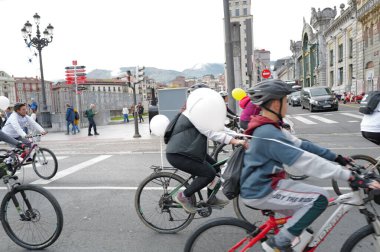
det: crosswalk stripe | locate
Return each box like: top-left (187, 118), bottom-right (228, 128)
top-left (292, 116), bottom-right (317, 124)
top-left (341, 113), bottom-right (363, 119)
top-left (31, 155), bottom-right (112, 185)
top-left (308, 115), bottom-right (338, 124)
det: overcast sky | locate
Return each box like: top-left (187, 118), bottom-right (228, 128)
top-left (0, 0), bottom-right (345, 80)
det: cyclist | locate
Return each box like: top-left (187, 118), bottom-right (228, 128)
top-left (239, 95), bottom-right (261, 130)
top-left (166, 88), bottom-right (247, 214)
top-left (2, 103), bottom-right (47, 160)
top-left (240, 79), bottom-right (380, 252)
top-left (219, 91), bottom-right (238, 119)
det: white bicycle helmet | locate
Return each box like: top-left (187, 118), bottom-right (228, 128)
top-left (219, 91), bottom-right (228, 97)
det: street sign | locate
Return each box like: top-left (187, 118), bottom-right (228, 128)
top-left (65, 69), bottom-right (86, 73)
top-left (76, 80), bottom-right (86, 84)
top-left (65, 65), bottom-right (85, 70)
top-left (72, 60), bottom-right (77, 66)
top-left (262, 69), bottom-right (271, 79)
top-left (76, 73), bottom-right (86, 76)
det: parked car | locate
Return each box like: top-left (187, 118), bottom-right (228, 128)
top-left (287, 91), bottom-right (301, 107)
top-left (300, 86), bottom-right (339, 112)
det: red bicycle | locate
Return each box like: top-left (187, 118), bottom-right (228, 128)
top-left (185, 163), bottom-right (380, 252)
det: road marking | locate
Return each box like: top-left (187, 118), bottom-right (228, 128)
top-left (292, 116), bottom-right (317, 124)
top-left (308, 115), bottom-right (338, 124)
top-left (0, 186), bottom-right (351, 191)
top-left (341, 112), bottom-right (363, 119)
top-left (31, 155), bottom-right (112, 185)
top-left (348, 120), bottom-right (359, 123)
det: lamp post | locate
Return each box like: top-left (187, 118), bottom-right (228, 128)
top-left (126, 70), bottom-right (141, 138)
top-left (21, 13), bottom-right (54, 127)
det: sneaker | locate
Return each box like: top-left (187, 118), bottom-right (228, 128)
top-left (95, 132), bottom-right (100, 135)
top-left (262, 237), bottom-right (294, 252)
top-left (88, 133), bottom-right (93, 136)
top-left (207, 196), bottom-right (229, 207)
top-left (174, 192), bottom-right (197, 214)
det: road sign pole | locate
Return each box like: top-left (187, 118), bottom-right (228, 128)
top-left (74, 65), bottom-right (80, 114)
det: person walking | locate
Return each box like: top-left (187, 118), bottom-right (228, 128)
top-left (65, 104), bottom-right (75, 135)
top-left (137, 103), bottom-right (144, 123)
top-left (72, 108), bottom-right (80, 134)
top-left (85, 104), bottom-right (99, 136)
top-left (122, 105), bottom-right (129, 123)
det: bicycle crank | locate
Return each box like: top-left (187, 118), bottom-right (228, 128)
top-left (196, 202), bottom-right (212, 217)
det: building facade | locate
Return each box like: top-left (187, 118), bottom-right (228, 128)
top-left (229, 0), bottom-right (254, 88)
top-left (0, 71), bottom-right (16, 106)
top-left (254, 49), bottom-right (271, 82)
top-left (324, 2), bottom-right (357, 93)
top-left (356, 0), bottom-right (380, 92)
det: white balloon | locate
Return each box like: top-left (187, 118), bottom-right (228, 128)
top-left (185, 88), bottom-right (226, 131)
top-left (150, 114), bottom-right (170, 137)
top-left (0, 96), bottom-right (10, 111)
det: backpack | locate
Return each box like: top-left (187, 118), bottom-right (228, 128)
top-left (75, 111), bottom-right (79, 120)
top-left (163, 113), bottom-right (181, 144)
top-left (222, 145), bottom-right (245, 200)
top-left (359, 91), bottom-right (380, 114)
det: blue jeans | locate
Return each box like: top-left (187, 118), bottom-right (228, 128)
top-left (123, 114), bottom-right (129, 122)
top-left (72, 125), bottom-right (80, 133)
top-left (67, 121), bottom-right (74, 134)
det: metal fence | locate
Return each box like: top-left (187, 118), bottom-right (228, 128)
top-left (49, 90), bottom-right (141, 131)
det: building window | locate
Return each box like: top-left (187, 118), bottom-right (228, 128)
top-left (338, 67), bottom-right (343, 86)
top-left (92, 87), bottom-right (95, 91)
top-left (103, 87), bottom-right (106, 92)
top-left (113, 87), bottom-right (116, 92)
top-left (235, 8), bottom-right (239, 16)
top-left (329, 50), bottom-right (334, 66)
top-left (338, 44), bottom-right (343, 62)
top-left (243, 8), bottom-right (248, 15)
top-left (243, 1), bottom-right (247, 4)
top-left (330, 71), bottom-right (334, 86)
top-left (364, 28), bottom-right (368, 47)
top-left (349, 64), bottom-right (353, 85)
top-left (349, 38), bottom-right (353, 58)
top-left (108, 87), bottom-right (111, 91)
top-left (98, 87), bottom-right (100, 91)
top-left (235, 1), bottom-right (239, 5)
top-left (118, 87), bottom-right (121, 92)
top-left (370, 24), bottom-right (374, 45)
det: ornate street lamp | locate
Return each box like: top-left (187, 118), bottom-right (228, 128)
top-left (21, 13), bottom-right (54, 127)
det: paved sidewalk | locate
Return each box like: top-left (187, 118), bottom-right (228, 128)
top-left (42, 121), bottom-right (159, 143)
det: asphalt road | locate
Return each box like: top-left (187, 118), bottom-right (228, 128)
top-left (0, 103), bottom-right (379, 252)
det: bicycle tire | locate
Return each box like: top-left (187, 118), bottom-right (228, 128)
top-left (340, 224), bottom-right (376, 251)
top-left (32, 147), bottom-right (58, 179)
top-left (232, 196), bottom-right (267, 225)
top-left (134, 171), bottom-right (196, 233)
top-left (332, 154), bottom-right (379, 195)
top-left (0, 184), bottom-right (63, 250)
top-left (184, 217), bottom-right (258, 252)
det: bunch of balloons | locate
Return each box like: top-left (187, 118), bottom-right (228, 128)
top-left (231, 88), bottom-right (246, 101)
top-left (0, 96), bottom-right (10, 111)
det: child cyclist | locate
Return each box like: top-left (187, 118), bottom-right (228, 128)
top-left (240, 79), bottom-right (380, 252)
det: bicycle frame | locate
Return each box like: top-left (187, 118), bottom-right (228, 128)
top-left (233, 190), bottom-right (380, 252)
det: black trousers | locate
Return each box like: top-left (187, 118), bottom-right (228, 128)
top-left (166, 153), bottom-right (218, 197)
top-left (88, 118), bottom-right (98, 134)
top-left (362, 131), bottom-right (380, 145)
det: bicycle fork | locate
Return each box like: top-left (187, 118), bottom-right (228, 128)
top-left (6, 182), bottom-right (34, 221)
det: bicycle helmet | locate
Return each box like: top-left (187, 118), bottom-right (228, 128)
top-left (247, 79), bottom-right (296, 122)
top-left (14, 103), bottom-right (26, 111)
top-left (219, 91), bottom-right (228, 97)
top-left (187, 83), bottom-right (209, 94)
top-left (247, 79), bottom-right (296, 106)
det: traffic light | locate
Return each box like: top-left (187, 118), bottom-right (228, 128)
top-left (137, 66), bottom-right (145, 83)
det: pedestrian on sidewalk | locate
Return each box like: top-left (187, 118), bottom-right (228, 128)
top-left (85, 104), bottom-right (99, 136)
top-left (122, 105), bottom-right (129, 123)
top-left (137, 103), bottom-right (144, 123)
top-left (72, 108), bottom-right (80, 134)
top-left (65, 103), bottom-right (75, 135)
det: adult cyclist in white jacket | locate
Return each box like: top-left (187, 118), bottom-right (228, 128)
top-left (2, 103), bottom-right (47, 146)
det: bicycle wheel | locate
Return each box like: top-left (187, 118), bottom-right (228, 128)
top-left (332, 155), bottom-right (379, 195)
top-left (233, 196), bottom-right (267, 225)
top-left (134, 172), bottom-right (196, 233)
top-left (0, 184), bottom-right (63, 250)
top-left (184, 217), bottom-right (263, 252)
top-left (341, 224), bottom-right (378, 251)
top-left (32, 147), bottom-right (58, 179)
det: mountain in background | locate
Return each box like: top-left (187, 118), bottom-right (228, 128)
top-left (87, 63), bottom-right (224, 83)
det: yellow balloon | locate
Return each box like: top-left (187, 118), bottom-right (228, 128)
top-left (232, 88), bottom-right (247, 101)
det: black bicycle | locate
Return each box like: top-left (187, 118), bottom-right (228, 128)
top-left (0, 149), bottom-right (63, 250)
top-left (134, 162), bottom-right (266, 233)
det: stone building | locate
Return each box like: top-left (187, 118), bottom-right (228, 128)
top-left (356, 0), bottom-right (380, 92)
top-left (228, 0), bottom-right (254, 88)
top-left (324, 2), bottom-right (357, 93)
top-left (0, 71), bottom-right (16, 105)
top-left (254, 49), bottom-right (271, 82)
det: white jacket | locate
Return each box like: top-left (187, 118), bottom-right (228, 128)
top-left (122, 107), bottom-right (129, 114)
top-left (2, 112), bottom-right (44, 138)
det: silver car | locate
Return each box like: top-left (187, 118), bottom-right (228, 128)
top-left (287, 91), bottom-right (301, 107)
